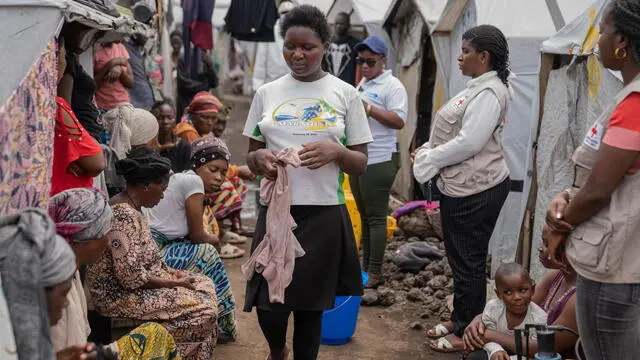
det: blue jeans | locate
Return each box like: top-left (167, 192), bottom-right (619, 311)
top-left (576, 275), bottom-right (640, 360)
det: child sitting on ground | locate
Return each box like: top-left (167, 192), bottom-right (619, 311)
top-left (465, 263), bottom-right (547, 360)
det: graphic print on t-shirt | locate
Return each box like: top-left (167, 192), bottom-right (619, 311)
top-left (327, 43), bottom-right (353, 78)
top-left (273, 98), bottom-right (338, 132)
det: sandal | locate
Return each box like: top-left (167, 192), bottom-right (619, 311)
top-left (219, 244), bottom-right (246, 259)
top-left (222, 231), bottom-right (248, 245)
top-left (426, 323), bottom-right (452, 339)
top-left (428, 336), bottom-right (463, 353)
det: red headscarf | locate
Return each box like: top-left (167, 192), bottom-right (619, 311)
top-left (188, 91), bottom-right (222, 115)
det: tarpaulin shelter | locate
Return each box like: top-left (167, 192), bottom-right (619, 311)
top-left (520, 0), bottom-right (623, 279)
top-left (382, 0), bottom-right (447, 202)
top-left (428, 0), bottom-right (592, 276)
top-left (0, 0), bottom-right (151, 214)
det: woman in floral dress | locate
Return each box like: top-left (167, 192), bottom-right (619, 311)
top-left (87, 147), bottom-right (219, 360)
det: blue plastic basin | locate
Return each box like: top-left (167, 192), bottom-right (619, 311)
top-left (320, 271), bottom-right (368, 345)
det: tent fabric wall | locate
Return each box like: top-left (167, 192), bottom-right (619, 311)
top-left (0, 4), bottom-right (63, 104)
top-left (393, 10), bottom-right (424, 68)
top-left (393, 60), bottom-right (422, 202)
top-left (0, 40), bottom-right (57, 214)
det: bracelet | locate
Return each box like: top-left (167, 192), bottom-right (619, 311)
top-left (366, 104), bottom-right (372, 117)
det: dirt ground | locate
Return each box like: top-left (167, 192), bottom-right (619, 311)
top-left (214, 96), bottom-right (460, 360)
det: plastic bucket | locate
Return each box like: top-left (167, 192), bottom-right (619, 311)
top-left (320, 271), bottom-right (368, 345)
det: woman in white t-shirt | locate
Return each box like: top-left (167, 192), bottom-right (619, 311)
top-left (147, 136), bottom-right (238, 343)
top-left (351, 35), bottom-right (408, 289)
top-left (242, 5), bottom-right (373, 360)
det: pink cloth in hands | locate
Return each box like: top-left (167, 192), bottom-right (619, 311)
top-left (241, 147), bottom-right (305, 304)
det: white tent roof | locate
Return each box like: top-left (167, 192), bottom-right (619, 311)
top-left (433, 0), bottom-right (592, 37)
top-left (0, 0), bottom-right (151, 105)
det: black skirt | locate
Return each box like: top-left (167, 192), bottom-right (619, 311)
top-left (243, 205), bottom-right (363, 312)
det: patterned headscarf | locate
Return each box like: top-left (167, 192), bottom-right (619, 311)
top-left (190, 135), bottom-right (231, 169)
top-left (180, 91), bottom-right (223, 124)
top-left (0, 209), bottom-right (76, 360)
top-left (48, 188), bottom-right (113, 243)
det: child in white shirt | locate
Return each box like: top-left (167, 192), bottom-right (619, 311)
top-left (465, 263), bottom-right (547, 360)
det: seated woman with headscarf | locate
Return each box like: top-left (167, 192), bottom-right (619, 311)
top-left (86, 147), bottom-right (219, 360)
top-left (147, 136), bottom-right (238, 343)
top-left (48, 188), bottom-right (180, 360)
top-left (0, 208), bottom-right (78, 360)
top-left (175, 91), bottom-right (254, 247)
top-left (100, 103), bottom-right (160, 196)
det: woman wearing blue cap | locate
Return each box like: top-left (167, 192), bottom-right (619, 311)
top-left (350, 35), bottom-right (408, 288)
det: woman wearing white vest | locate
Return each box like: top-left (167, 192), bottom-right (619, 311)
top-left (350, 35), bottom-right (408, 288)
top-left (544, 1), bottom-right (640, 358)
top-left (412, 25), bottom-right (512, 353)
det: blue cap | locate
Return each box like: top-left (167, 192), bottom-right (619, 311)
top-left (354, 35), bottom-right (388, 56)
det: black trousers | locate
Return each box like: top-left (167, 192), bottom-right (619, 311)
top-left (440, 178), bottom-right (510, 337)
top-left (257, 309), bottom-right (323, 360)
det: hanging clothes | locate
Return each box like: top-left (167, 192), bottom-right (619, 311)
top-left (224, 0), bottom-right (278, 42)
top-left (182, 0), bottom-right (215, 78)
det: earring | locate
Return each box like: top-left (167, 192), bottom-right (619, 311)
top-left (145, 186), bottom-right (150, 192)
top-left (615, 47), bottom-right (628, 59)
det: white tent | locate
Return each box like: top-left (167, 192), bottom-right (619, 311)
top-left (326, 0), bottom-right (397, 71)
top-left (429, 0), bottom-right (592, 276)
top-left (521, 0), bottom-right (623, 279)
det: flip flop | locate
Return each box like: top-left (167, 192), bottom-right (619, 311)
top-left (426, 323), bottom-right (451, 339)
top-left (220, 244), bottom-right (246, 259)
top-left (222, 231), bottom-right (248, 245)
top-left (428, 336), bottom-right (462, 353)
